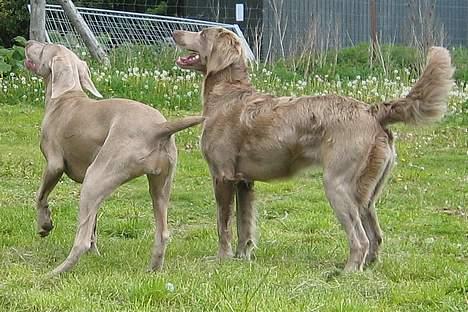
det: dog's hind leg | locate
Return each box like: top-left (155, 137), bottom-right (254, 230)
top-left (89, 215), bottom-right (100, 255)
top-left (36, 157), bottom-right (64, 237)
top-left (324, 172), bottom-right (369, 272)
top-left (213, 176), bottom-right (236, 259)
top-left (361, 144), bottom-right (395, 266)
top-left (235, 181), bottom-right (256, 260)
top-left (354, 134), bottom-right (395, 267)
top-left (147, 168), bottom-right (173, 271)
top-left (50, 156), bottom-right (130, 275)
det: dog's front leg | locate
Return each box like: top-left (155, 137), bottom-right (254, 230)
top-left (235, 181), bottom-right (256, 260)
top-left (213, 176), bottom-right (236, 259)
top-left (36, 160), bottom-right (64, 237)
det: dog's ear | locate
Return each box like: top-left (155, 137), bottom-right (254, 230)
top-left (77, 60), bottom-right (103, 98)
top-left (50, 56), bottom-right (77, 99)
top-left (206, 30), bottom-right (243, 75)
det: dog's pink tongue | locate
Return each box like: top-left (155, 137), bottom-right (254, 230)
top-left (177, 56), bottom-right (188, 65)
top-left (177, 54), bottom-right (199, 66)
top-left (24, 59), bottom-right (36, 71)
top-left (177, 55), bottom-right (192, 65)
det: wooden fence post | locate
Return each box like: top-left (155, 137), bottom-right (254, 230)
top-left (57, 0), bottom-right (110, 65)
top-left (30, 0), bottom-right (47, 42)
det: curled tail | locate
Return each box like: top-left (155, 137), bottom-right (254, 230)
top-left (372, 47), bottom-right (454, 126)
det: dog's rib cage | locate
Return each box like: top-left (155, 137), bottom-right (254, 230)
top-left (28, 4), bottom-right (255, 60)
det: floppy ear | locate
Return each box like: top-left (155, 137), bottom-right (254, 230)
top-left (206, 31), bottom-right (243, 75)
top-left (50, 56), bottom-right (77, 99)
top-left (77, 60), bottom-right (102, 98)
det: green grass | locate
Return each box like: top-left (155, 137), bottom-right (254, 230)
top-left (0, 52), bottom-right (467, 311)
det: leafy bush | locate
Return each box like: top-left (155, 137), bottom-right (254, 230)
top-left (0, 37), bottom-right (26, 75)
top-left (0, 0), bottom-right (29, 47)
top-left (268, 43), bottom-right (468, 82)
top-left (451, 47), bottom-right (468, 81)
top-left (146, 1), bottom-right (168, 15)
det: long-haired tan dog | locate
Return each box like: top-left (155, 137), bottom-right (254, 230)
top-left (173, 27), bottom-right (454, 272)
top-left (25, 41), bottom-right (203, 274)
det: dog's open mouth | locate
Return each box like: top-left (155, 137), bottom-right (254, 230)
top-left (176, 52), bottom-right (200, 68)
top-left (24, 58), bottom-right (37, 71)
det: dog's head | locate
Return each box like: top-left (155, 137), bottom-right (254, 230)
top-left (172, 27), bottom-right (245, 75)
top-left (24, 41), bottom-right (102, 99)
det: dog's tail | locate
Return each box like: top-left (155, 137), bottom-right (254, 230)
top-left (158, 116), bottom-right (205, 137)
top-left (371, 47), bottom-right (454, 126)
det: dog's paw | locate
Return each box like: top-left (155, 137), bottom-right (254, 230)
top-left (217, 249), bottom-right (234, 259)
top-left (146, 265), bottom-right (163, 273)
top-left (364, 252), bottom-right (379, 267)
top-left (235, 239), bottom-right (256, 261)
top-left (89, 243), bottom-right (101, 256)
top-left (343, 261), bottom-right (364, 273)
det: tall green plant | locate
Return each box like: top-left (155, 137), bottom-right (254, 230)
top-left (0, 0), bottom-right (29, 47)
top-left (0, 37), bottom-right (26, 75)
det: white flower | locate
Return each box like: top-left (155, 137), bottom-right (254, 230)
top-left (425, 237), bottom-right (435, 244)
top-left (165, 282), bottom-right (175, 292)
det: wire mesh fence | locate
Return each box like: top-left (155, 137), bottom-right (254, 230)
top-left (32, 3), bottom-right (255, 60)
top-left (33, 1), bottom-right (468, 61)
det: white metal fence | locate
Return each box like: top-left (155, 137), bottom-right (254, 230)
top-left (29, 4), bottom-right (255, 60)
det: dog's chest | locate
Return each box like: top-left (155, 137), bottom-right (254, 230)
top-left (201, 126), bottom-right (236, 160)
top-left (201, 126), bottom-right (308, 181)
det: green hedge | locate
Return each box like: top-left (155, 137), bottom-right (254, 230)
top-left (0, 0), bottom-right (29, 47)
top-left (273, 43), bottom-right (468, 81)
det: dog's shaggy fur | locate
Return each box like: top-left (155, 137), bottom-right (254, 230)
top-left (173, 27), bottom-right (454, 271)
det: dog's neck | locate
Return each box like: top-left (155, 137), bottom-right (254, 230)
top-left (44, 77), bottom-right (87, 112)
top-left (202, 61), bottom-right (252, 116)
top-left (44, 77), bottom-right (54, 105)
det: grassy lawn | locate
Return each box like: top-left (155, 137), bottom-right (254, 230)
top-left (0, 59), bottom-right (467, 311)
